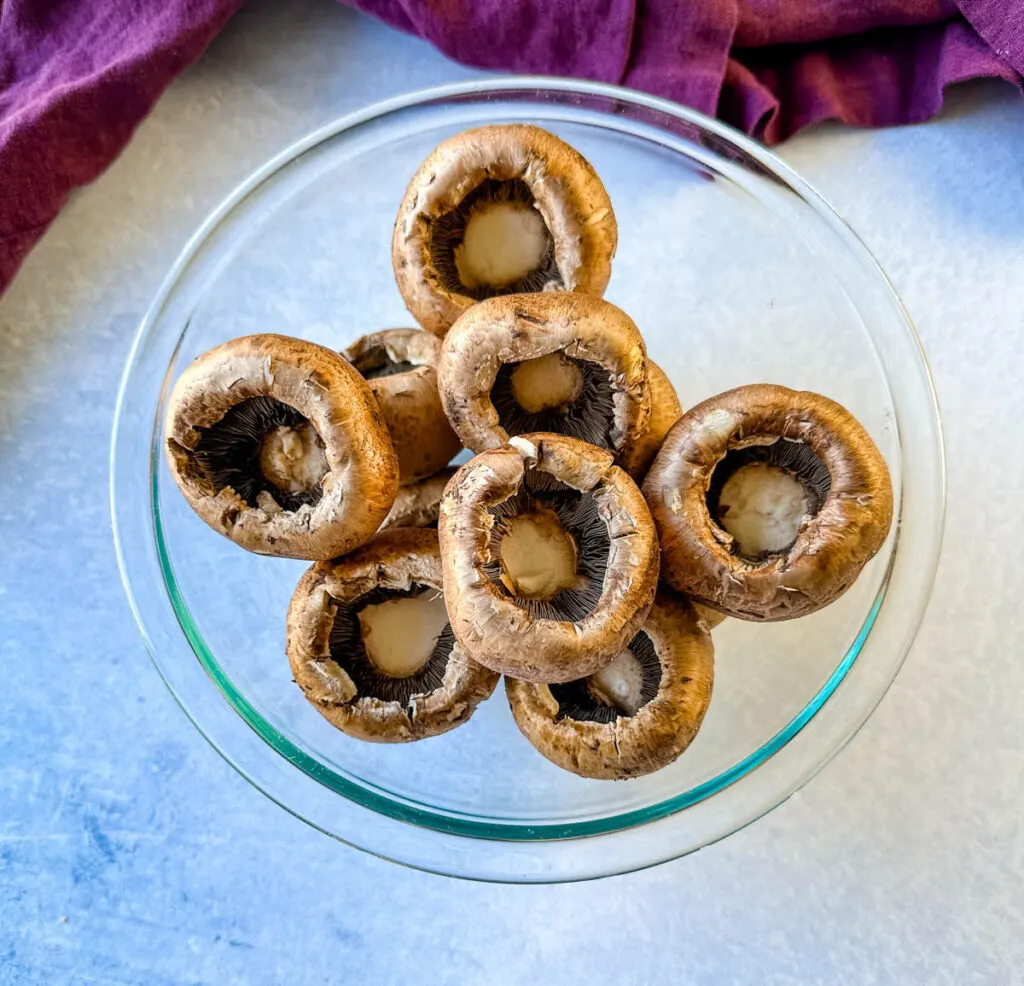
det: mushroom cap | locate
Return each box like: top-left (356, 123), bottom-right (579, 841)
top-left (343, 328), bottom-right (462, 484)
top-left (164, 333), bottom-right (399, 560)
top-left (693, 603), bottom-right (727, 631)
top-left (286, 528), bottom-right (499, 742)
top-left (379, 468), bottom-right (456, 531)
top-left (620, 359), bottom-right (683, 479)
top-left (437, 292), bottom-right (650, 458)
top-left (506, 590), bottom-right (714, 780)
top-left (392, 124), bottom-right (617, 336)
top-left (438, 432), bottom-right (659, 683)
top-left (643, 384), bottom-right (894, 621)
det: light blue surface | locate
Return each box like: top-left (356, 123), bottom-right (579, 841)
top-left (1, 2), bottom-right (1022, 982)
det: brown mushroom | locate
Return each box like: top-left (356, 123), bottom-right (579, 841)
top-left (643, 384), bottom-right (894, 621)
top-left (619, 359), bottom-right (683, 480)
top-left (379, 468), bottom-right (456, 531)
top-left (343, 328), bottom-right (462, 484)
top-left (693, 603), bottom-right (727, 631)
top-left (164, 334), bottom-right (398, 560)
top-left (392, 124), bottom-right (617, 336)
top-left (437, 293), bottom-right (649, 463)
top-left (286, 528), bottom-right (499, 742)
top-left (438, 432), bottom-right (659, 683)
top-left (506, 590), bottom-right (714, 779)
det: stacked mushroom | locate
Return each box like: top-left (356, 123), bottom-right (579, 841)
top-left (164, 125), bottom-right (893, 780)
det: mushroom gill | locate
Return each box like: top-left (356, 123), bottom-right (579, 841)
top-left (644, 384), bottom-right (893, 621)
top-left (506, 591), bottom-right (714, 779)
top-left (392, 124), bottom-right (617, 336)
top-left (164, 334), bottom-right (398, 560)
top-left (437, 292), bottom-right (650, 461)
top-left (438, 432), bottom-right (659, 683)
top-left (286, 528), bottom-right (499, 742)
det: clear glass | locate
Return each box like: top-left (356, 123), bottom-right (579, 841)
top-left (111, 79), bottom-right (944, 883)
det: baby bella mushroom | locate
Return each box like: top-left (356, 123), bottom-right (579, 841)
top-left (619, 359), bottom-right (683, 480)
top-left (286, 528), bottom-right (499, 742)
top-left (164, 334), bottom-right (398, 560)
top-left (378, 468), bottom-right (456, 532)
top-left (343, 328), bottom-right (462, 484)
top-left (506, 591), bottom-right (714, 779)
top-left (392, 124), bottom-right (617, 336)
top-left (644, 384), bottom-right (893, 621)
top-left (437, 292), bottom-right (650, 461)
top-left (438, 433), bottom-right (659, 683)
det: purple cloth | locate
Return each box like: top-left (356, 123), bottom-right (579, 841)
top-left (1, 0), bottom-right (1021, 295)
top-left (0, 0), bottom-right (244, 291)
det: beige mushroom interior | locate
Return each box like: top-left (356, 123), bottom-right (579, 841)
top-left (587, 648), bottom-right (645, 715)
top-left (716, 463), bottom-right (812, 557)
top-left (455, 199), bottom-right (549, 289)
top-left (258, 422), bottom-right (328, 494)
top-left (357, 592), bottom-right (450, 678)
top-left (431, 179), bottom-right (559, 298)
top-left (509, 352), bottom-right (584, 413)
top-left (497, 508), bottom-right (579, 600)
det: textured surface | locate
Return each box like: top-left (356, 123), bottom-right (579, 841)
top-left (0, 0), bottom-right (245, 290)
top-left (1, 1), bottom-right (1022, 982)
top-left (3, 0), bottom-right (1022, 297)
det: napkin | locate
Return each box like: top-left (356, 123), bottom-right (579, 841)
top-left (1, 0), bottom-right (1020, 294)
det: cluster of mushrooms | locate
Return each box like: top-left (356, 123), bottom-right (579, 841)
top-left (164, 125), bottom-right (893, 780)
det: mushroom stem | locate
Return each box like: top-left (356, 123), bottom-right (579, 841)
top-left (359, 591), bottom-right (449, 678)
top-left (258, 422), bottom-right (328, 494)
top-left (693, 603), bottom-right (728, 631)
top-left (505, 591), bottom-right (714, 779)
top-left (164, 334), bottom-right (398, 560)
top-left (509, 352), bottom-right (585, 413)
top-left (439, 432), bottom-right (659, 683)
top-left (286, 529), bottom-right (499, 742)
top-left (588, 649), bottom-right (645, 715)
top-left (393, 125), bottom-right (617, 335)
top-left (716, 462), bottom-right (812, 556)
top-left (644, 384), bottom-right (893, 621)
top-left (438, 293), bottom-right (650, 457)
top-left (455, 200), bottom-right (549, 289)
top-left (497, 509), bottom-right (580, 600)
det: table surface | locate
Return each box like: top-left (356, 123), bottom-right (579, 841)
top-left (2, 2), bottom-right (1022, 983)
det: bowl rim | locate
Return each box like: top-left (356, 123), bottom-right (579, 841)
top-left (110, 76), bottom-right (946, 883)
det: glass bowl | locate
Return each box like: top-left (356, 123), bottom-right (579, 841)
top-left (111, 78), bottom-right (944, 883)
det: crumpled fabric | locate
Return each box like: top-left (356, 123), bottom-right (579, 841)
top-left (1, 0), bottom-right (1020, 294)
